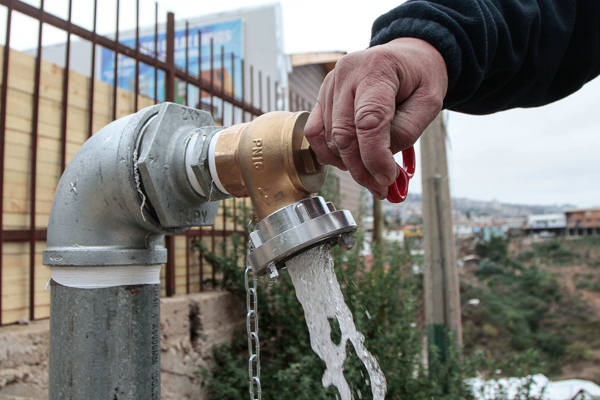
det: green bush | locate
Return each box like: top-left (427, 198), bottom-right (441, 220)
top-left (574, 273), bottom-right (600, 292)
top-left (564, 342), bottom-right (592, 362)
top-left (197, 234), bottom-right (485, 399)
top-left (475, 237), bottom-right (509, 262)
top-left (531, 240), bottom-right (574, 264)
top-left (517, 251), bottom-right (535, 262)
top-left (196, 226), bottom-right (574, 398)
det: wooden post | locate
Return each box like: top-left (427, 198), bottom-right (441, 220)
top-left (372, 196), bottom-right (384, 246)
top-left (420, 113), bottom-right (462, 370)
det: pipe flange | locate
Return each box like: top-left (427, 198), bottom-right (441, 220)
top-left (137, 103), bottom-right (223, 228)
top-left (247, 196), bottom-right (357, 275)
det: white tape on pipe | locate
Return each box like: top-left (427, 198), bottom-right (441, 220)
top-left (185, 131), bottom-right (205, 196)
top-left (47, 265), bottom-right (162, 290)
top-left (208, 130), bottom-right (230, 195)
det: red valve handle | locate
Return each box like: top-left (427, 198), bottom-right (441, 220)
top-left (386, 146), bottom-right (415, 203)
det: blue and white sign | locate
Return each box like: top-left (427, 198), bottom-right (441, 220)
top-left (100, 19), bottom-right (243, 103)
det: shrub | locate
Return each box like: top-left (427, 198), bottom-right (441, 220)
top-left (531, 240), bottom-right (574, 264)
top-left (564, 342), bottom-right (592, 362)
top-left (198, 235), bottom-right (483, 399)
top-left (475, 237), bottom-right (509, 262)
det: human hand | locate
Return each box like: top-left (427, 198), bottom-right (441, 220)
top-left (304, 37), bottom-right (448, 199)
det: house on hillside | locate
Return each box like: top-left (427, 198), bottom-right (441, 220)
top-left (524, 213), bottom-right (567, 237)
top-left (566, 208), bottom-right (600, 237)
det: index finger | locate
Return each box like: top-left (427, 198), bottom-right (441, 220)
top-left (304, 102), bottom-right (345, 170)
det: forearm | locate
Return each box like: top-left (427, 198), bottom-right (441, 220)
top-left (371, 0), bottom-right (600, 114)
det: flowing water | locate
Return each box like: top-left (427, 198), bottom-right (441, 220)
top-left (286, 245), bottom-right (387, 399)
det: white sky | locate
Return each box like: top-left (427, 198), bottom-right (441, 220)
top-left (3, 0), bottom-right (599, 208)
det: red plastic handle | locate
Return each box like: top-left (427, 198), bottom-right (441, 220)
top-left (386, 146), bottom-right (415, 204)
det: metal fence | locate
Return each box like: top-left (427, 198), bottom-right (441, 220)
top-left (0, 0), bottom-right (315, 325)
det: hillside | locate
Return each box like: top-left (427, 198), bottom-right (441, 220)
top-left (459, 236), bottom-right (600, 383)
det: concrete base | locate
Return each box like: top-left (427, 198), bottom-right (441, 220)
top-left (0, 291), bottom-right (245, 400)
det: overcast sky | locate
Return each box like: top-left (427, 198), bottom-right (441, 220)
top-left (4, 0), bottom-right (599, 208)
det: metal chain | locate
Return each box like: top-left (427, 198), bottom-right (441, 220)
top-left (245, 217), bottom-right (261, 400)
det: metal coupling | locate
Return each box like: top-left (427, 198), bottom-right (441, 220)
top-left (136, 103), bottom-right (229, 229)
top-left (247, 196), bottom-right (357, 275)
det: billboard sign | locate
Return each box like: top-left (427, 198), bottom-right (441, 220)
top-left (100, 19), bottom-right (243, 104)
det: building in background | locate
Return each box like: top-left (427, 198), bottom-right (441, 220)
top-left (34, 3), bottom-right (288, 125)
top-left (524, 213), bottom-right (567, 237)
top-left (566, 208), bottom-right (600, 236)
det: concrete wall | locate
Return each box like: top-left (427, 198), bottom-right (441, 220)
top-left (0, 291), bottom-right (245, 400)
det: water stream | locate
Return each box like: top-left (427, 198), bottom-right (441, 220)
top-left (286, 245), bottom-right (387, 399)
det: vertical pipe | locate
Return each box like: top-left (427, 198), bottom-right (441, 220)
top-left (165, 12), bottom-right (176, 297)
top-left (87, 0), bottom-right (97, 139)
top-left (0, 0), bottom-right (14, 325)
top-left (134, 0), bottom-right (140, 112)
top-left (28, 0), bottom-right (45, 322)
top-left (112, 0), bottom-right (120, 120)
top-left (295, 94), bottom-right (299, 114)
top-left (60, 0), bottom-right (73, 173)
top-left (50, 282), bottom-right (161, 400)
top-left (288, 88), bottom-right (293, 112)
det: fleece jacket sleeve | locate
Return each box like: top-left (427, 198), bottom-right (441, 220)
top-left (370, 0), bottom-right (600, 114)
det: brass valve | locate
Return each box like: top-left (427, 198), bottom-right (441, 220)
top-left (212, 111), bottom-right (327, 220)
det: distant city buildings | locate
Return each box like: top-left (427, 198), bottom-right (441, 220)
top-left (370, 194), bottom-right (598, 246)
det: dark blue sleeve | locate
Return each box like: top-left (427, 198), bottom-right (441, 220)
top-left (370, 0), bottom-right (600, 114)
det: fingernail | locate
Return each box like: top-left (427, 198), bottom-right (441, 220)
top-left (367, 188), bottom-right (381, 199)
top-left (373, 173), bottom-right (393, 186)
top-left (368, 188), bottom-right (384, 199)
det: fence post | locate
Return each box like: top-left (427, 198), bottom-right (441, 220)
top-left (165, 11), bottom-right (176, 297)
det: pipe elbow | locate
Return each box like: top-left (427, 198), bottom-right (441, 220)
top-left (43, 105), bottom-right (177, 266)
top-left (44, 103), bottom-right (226, 267)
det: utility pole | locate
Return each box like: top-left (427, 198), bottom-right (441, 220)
top-left (372, 196), bottom-right (384, 245)
top-left (420, 113), bottom-right (462, 370)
